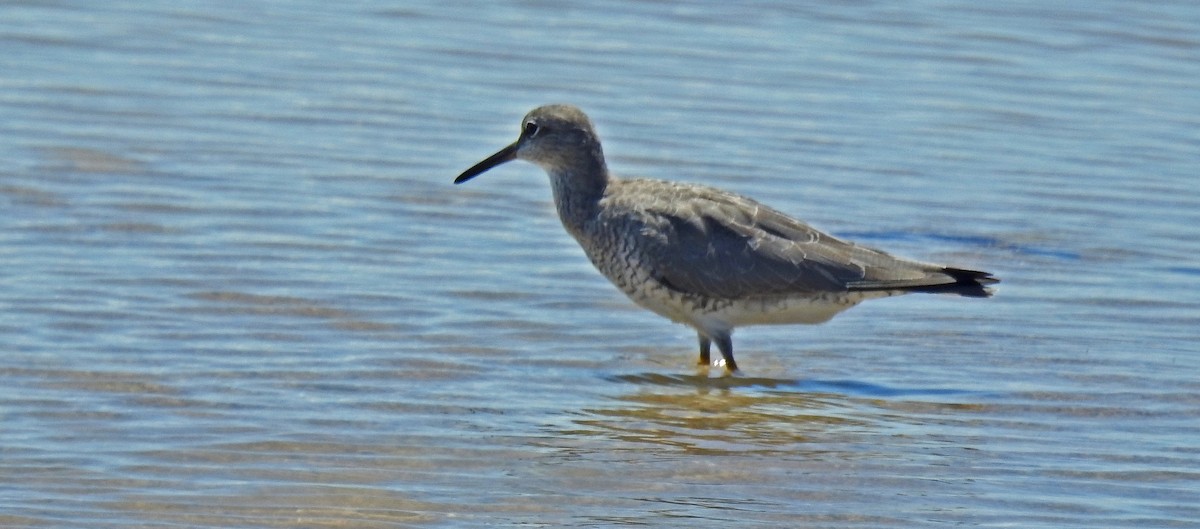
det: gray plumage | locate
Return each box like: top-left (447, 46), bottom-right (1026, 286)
top-left (455, 104), bottom-right (997, 371)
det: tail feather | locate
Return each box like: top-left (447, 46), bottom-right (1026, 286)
top-left (911, 267), bottom-right (998, 298)
top-left (850, 267), bottom-right (999, 298)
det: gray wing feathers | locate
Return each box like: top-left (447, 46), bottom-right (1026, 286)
top-left (624, 182), bottom-right (965, 299)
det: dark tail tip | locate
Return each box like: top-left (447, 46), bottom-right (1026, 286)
top-left (848, 267), bottom-right (1000, 297)
top-left (921, 267), bottom-right (999, 298)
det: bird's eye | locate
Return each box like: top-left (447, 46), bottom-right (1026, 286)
top-left (523, 121), bottom-right (540, 138)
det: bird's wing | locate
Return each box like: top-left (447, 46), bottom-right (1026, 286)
top-left (622, 182), bottom-right (956, 300)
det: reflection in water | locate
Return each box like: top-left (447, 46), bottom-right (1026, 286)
top-left (532, 374), bottom-right (1004, 527)
top-left (566, 373), bottom-right (893, 456)
top-left (559, 373), bottom-right (990, 459)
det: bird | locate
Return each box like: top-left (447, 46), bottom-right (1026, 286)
top-left (454, 104), bottom-right (997, 372)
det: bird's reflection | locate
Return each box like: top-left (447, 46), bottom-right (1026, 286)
top-left (560, 373), bottom-right (864, 456)
top-left (556, 372), bottom-right (982, 457)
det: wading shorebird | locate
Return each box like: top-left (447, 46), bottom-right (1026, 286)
top-left (454, 104), bottom-right (997, 372)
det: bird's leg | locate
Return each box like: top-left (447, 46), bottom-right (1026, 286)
top-left (713, 333), bottom-right (738, 372)
top-left (697, 335), bottom-right (712, 366)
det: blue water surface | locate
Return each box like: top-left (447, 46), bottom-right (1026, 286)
top-left (2, 1), bottom-right (1198, 527)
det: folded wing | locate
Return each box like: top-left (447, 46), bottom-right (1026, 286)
top-left (624, 182), bottom-right (996, 300)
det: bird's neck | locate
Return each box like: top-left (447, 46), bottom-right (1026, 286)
top-left (548, 160), bottom-right (608, 235)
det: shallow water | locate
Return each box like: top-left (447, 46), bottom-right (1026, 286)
top-left (3, 1), bottom-right (1199, 527)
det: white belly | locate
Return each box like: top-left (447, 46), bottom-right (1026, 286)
top-left (624, 278), bottom-right (898, 334)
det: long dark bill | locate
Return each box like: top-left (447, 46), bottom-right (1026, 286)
top-left (454, 142), bottom-right (518, 184)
